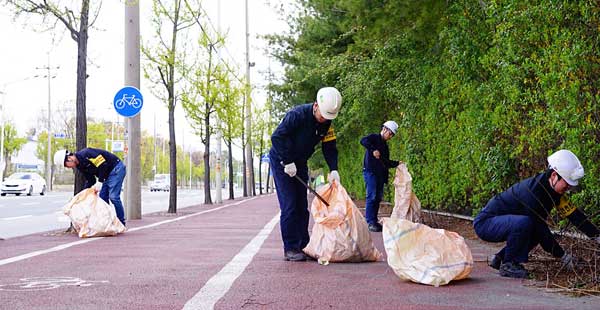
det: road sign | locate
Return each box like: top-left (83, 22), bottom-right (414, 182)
top-left (260, 154), bottom-right (270, 163)
top-left (112, 140), bottom-right (125, 152)
top-left (113, 86), bottom-right (143, 117)
top-left (53, 133), bottom-right (66, 138)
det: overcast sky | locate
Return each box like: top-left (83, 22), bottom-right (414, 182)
top-left (0, 0), bottom-right (289, 154)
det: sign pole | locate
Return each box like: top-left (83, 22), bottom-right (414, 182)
top-left (124, 0), bottom-right (141, 220)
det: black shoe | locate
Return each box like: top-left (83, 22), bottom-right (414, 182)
top-left (284, 250), bottom-right (307, 262)
top-left (368, 223), bottom-right (382, 232)
top-left (489, 254), bottom-right (502, 270)
top-left (499, 262), bottom-right (528, 279)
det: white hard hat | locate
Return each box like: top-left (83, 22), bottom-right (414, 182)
top-left (316, 87), bottom-right (342, 120)
top-left (383, 120), bottom-right (398, 135)
top-left (547, 149), bottom-right (584, 186)
top-left (54, 149), bottom-right (70, 167)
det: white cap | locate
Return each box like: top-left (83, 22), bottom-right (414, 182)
top-left (383, 120), bottom-right (398, 134)
top-left (548, 149), bottom-right (584, 186)
top-left (316, 87), bottom-right (342, 120)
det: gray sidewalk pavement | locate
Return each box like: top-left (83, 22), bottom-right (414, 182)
top-left (0, 194), bottom-right (598, 310)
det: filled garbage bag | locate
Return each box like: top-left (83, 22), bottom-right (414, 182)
top-left (303, 181), bottom-right (382, 264)
top-left (390, 163), bottom-right (421, 222)
top-left (63, 188), bottom-right (126, 238)
top-left (383, 218), bottom-right (472, 286)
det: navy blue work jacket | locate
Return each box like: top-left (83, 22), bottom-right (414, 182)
top-left (476, 171), bottom-right (599, 255)
top-left (360, 133), bottom-right (399, 182)
top-left (269, 103), bottom-right (338, 170)
top-left (74, 148), bottom-right (122, 188)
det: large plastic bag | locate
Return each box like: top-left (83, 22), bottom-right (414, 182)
top-left (390, 163), bottom-right (421, 222)
top-left (383, 218), bottom-right (472, 286)
top-left (303, 181), bottom-right (382, 264)
top-left (63, 188), bottom-right (126, 238)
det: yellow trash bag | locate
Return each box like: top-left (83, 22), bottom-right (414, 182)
top-left (390, 163), bottom-right (421, 222)
top-left (63, 188), bottom-right (126, 238)
top-left (303, 181), bottom-right (382, 264)
top-left (383, 218), bottom-right (472, 286)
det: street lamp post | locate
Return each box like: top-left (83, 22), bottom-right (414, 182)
top-left (36, 54), bottom-right (59, 191)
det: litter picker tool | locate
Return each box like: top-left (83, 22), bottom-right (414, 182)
top-left (281, 162), bottom-right (330, 207)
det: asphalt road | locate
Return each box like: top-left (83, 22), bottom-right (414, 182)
top-left (0, 188), bottom-right (241, 239)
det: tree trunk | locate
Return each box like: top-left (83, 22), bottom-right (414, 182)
top-left (227, 139), bottom-right (234, 200)
top-left (203, 101), bottom-right (212, 204)
top-left (168, 103), bottom-right (177, 213)
top-left (258, 152), bottom-right (263, 195)
top-left (250, 147), bottom-right (255, 196)
top-left (241, 117), bottom-right (247, 197)
top-left (167, 0), bottom-right (181, 214)
top-left (74, 0), bottom-right (90, 195)
top-left (266, 162), bottom-right (271, 193)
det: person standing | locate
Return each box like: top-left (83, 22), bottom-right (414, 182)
top-left (270, 87), bottom-right (342, 261)
top-left (59, 148), bottom-right (127, 226)
top-left (360, 121), bottom-right (400, 232)
top-left (474, 150), bottom-right (600, 278)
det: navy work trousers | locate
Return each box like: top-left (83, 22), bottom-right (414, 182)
top-left (99, 161), bottom-right (127, 225)
top-left (272, 162), bottom-right (310, 252)
top-left (474, 212), bottom-right (560, 263)
top-left (363, 170), bottom-right (384, 225)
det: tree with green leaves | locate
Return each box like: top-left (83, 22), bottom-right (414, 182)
top-left (181, 25), bottom-right (228, 204)
top-left (143, 0), bottom-right (196, 213)
top-left (5, 0), bottom-right (102, 194)
top-left (217, 75), bottom-right (244, 200)
top-left (1, 123), bottom-right (27, 179)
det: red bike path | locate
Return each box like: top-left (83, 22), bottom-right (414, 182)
top-left (0, 194), bottom-right (597, 309)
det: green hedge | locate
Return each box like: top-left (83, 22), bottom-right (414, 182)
top-left (270, 0), bottom-right (600, 221)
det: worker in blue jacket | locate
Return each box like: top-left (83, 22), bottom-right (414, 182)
top-left (474, 150), bottom-right (600, 278)
top-left (360, 121), bottom-right (400, 232)
top-left (270, 87), bottom-right (342, 262)
top-left (59, 148), bottom-right (127, 226)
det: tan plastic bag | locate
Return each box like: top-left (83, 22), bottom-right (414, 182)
top-left (63, 188), bottom-right (126, 238)
top-left (390, 163), bottom-right (421, 222)
top-left (303, 181), bottom-right (382, 264)
top-left (383, 218), bottom-right (472, 286)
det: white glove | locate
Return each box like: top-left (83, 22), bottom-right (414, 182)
top-left (328, 170), bottom-right (340, 183)
top-left (561, 253), bottom-right (576, 271)
top-left (284, 163), bottom-right (297, 177)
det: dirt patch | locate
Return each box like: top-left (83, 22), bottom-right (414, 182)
top-left (419, 211), bottom-right (600, 297)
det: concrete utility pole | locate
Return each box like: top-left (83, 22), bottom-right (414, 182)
top-left (244, 0), bottom-right (254, 196)
top-left (125, 1), bottom-right (141, 220)
top-left (36, 55), bottom-right (58, 191)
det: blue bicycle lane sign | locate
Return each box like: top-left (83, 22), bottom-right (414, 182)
top-left (114, 86), bottom-right (143, 117)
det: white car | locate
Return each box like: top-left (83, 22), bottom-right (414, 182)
top-left (1, 172), bottom-right (47, 196)
top-left (150, 174), bottom-right (170, 192)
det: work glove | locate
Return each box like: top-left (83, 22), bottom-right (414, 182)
top-left (284, 163), bottom-right (297, 177)
top-left (561, 253), bottom-right (577, 271)
top-left (328, 170), bottom-right (340, 184)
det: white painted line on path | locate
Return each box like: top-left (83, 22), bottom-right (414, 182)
top-left (0, 197), bottom-right (259, 267)
top-left (182, 212), bottom-right (280, 310)
top-left (2, 215), bottom-right (33, 221)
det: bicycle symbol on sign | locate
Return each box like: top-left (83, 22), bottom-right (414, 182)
top-left (115, 94), bottom-right (142, 109)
